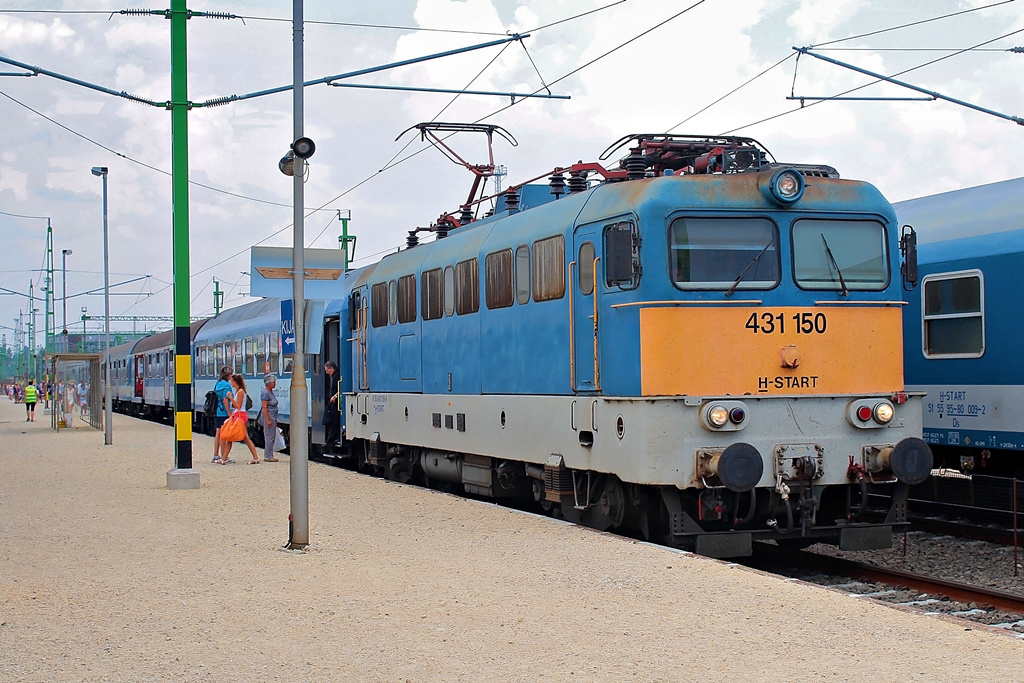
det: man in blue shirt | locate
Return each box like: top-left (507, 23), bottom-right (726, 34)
top-left (212, 365), bottom-right (235, 464)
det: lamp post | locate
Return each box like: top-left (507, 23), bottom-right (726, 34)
top-left (80, 307), bottom-right (88, 352)
top-left (61, 248), bottom-right (72, 353)
top-left (91, 165), bottom-right (113, 446)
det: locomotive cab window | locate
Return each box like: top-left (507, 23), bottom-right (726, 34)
top-left (792, 219), bottom-right (888, 291)
top-left (670, 217), bottom-right (779, 290)
top-left (922, 270), bottom-right (984, 358)
top-left (605, 221), bottom-right (640, 289)
top-left (578, 242), bottom-right (595, 295)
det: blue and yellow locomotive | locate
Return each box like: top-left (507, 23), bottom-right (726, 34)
top-left (338, 134), bottom-right (932, 557)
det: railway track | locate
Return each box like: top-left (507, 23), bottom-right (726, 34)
top-left (744, 542), bottom-right (1024, 636)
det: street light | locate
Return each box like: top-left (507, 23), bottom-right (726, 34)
top-left (81, 306), bottom-right (88, 351)
top-left (92, 163), bottom-right (113, 446)
top-left (61, 248), bottom-right (72, 352)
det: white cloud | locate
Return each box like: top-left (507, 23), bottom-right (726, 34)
top-left (0, 168), bottom-right (29, 201)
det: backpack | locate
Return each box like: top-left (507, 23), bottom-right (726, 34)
top-left (245, 393), bottom-right (253, 411)
top-left (203, 390), bottom-right (218, 418)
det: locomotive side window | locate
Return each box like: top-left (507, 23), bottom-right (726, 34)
top-left (371, 282), bottom-right (388, 328)
top-left (485, 249), bottom-right (514, 309)
top-left (533, 235), bottom-right (566, 301)
top-left (388, 280), bottom-right (398, 325)
top-left (792, 219), bottom-right (888, 291)
top-left (455, 258), bottom-right (480, 315)
top-left (443, 266), bottom-right (455, 316)
top-left (422, 268), bottom-right (444, 321)
top-left (670, 217), bottom-right (779, 290)
top-left (397, 274), bottom-right (417, 323)
top-left (515, 245), bottom-right (531, 304)
top-left (578, 242), bottom-right (596, 295)
top-left (605, 221), bottom-right (639, 288)
top-left (922, 270), bottom-right (984, 358)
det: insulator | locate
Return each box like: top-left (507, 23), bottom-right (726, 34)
top-left (504, 188), bottom-right (520, 213)
top-left (119, 9), bottom-right (158, 16)
top-left (625, 147), bottom-right (646, 181)
top-left (1009, 46), bottom-right (1024, 53)
top-left (201, 11), bottom-right (236, 19)
top-left (484, 208), bottom-right (495, 218)
top-left (548, 172), bottom-right (566, 199)
top-left (406, 231), bottom-right (419, 249)
top-left (202, 95), bottom-right (237, 108)
top-left (436, 225), bottom-right (449, 239)
top-left (459, 206), bottom-right (474, 224)
top-left (567, 170), bottom-right (588, 194)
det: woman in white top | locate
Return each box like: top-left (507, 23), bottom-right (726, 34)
top-left (220, 374), bottom-right (261, 464)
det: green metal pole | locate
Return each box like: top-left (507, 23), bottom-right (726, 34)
top-left (169, 0), bottom-right (196, 483)
top-left (213, 278), bottom-right (222, 316)
top-left (340, 217), bottom-right (350, 271)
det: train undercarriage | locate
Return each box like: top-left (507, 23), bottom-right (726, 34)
top-left (338, 437), bottom-right (909, 558)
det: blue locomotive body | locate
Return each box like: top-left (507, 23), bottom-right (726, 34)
top-left (897, 177), bottom-right (1024, 476)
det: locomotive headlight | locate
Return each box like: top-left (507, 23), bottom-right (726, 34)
top-left (762, 168), bottom-right (805, 206)
top-left (708, 405), bottom-right (730, 428)
top-left (873, 401), bottom-right (895, 424)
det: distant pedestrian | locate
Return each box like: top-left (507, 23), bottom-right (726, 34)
top-left (212, 365), bottom-right (234, 464)
top-left (259, 374), bottom-right (280, 462)
top-left (23, 379), bottom-right (38, 422)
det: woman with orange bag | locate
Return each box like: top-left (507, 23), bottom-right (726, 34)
top-left (219, 374), bottom-right (261, 465)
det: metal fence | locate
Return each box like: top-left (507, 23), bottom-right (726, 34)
top-left (48, 353), bottom-right (103, 432)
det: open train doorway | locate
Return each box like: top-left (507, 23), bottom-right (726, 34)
top-left (311, 314), bottom-right (340, 448)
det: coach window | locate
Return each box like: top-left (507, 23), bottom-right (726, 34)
top-left (371, 282), bottom-right (388, 328)
top-left (485, 249), bottom-right (514, 309)
top-left (245, 337), bottom-right (254, 375)
top-left (234, 339), bottom-right (242, 371)
top-left (670, 217), bottom-right (779, 290)
top-left (398, 274), bottom-right (417, 323)
top-left (256, 335), bottom-right (267, 374)
top-left (455, 258), bottom-right (480, 315)
top-left (194, 347), bottom-right (202, 377)
top-left (269, 332), bottom-right (280, 373)
top-left (533, 235), bottom-right (566, 301)
top-left (792, 219), bottom-right (888, 291)
top-left (922, 270), bottom-right (984, 358)
top-left (422, 268), bottom-right (444, 321)
top-left (443, 265), bottom-right (455, 316)
top-left (388, 280), bottom-right (398, 325)
top-left (215, 344), bottom-right (224, 371)
top-left (515, 245), bottom-right (530, 304)
top-left (578, 242), bottom-right (595, 296)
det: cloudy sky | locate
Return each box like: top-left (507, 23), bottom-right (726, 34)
top-left (1, 0), bottom-right (1022, 344)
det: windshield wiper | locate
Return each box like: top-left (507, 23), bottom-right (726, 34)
top-left (725, 241), bottom-right (772, 296)
top-left (820, 233), bottom-right (849, 296)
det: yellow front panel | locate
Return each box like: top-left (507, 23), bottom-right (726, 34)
top-left (640, 306), bottom-right (903, 396)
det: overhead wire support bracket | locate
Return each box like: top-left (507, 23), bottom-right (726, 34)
top-left (194, 33), bottom-right (551, 107)
top-left (792, 46), bottom-right (1024, 126)
top-left (326, 81), bottom-right (569, 101)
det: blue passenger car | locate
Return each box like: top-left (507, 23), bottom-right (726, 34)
top-left (897, 177), bottom-right (1024, 476)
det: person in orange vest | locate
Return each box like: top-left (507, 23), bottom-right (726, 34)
top-left (23, 379), bottom-right (38, 422)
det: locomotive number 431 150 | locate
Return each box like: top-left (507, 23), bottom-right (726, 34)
top-left (744, 311), bottom-right (828, 335)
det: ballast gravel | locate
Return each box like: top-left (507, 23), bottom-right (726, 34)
top-left (1, 398), bottom-right (1021, 682)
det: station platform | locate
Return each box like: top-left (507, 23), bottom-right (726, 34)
top-left (0, 397), bottom-right (1020, 681)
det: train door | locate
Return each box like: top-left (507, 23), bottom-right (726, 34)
top-left (353, 287), bottom-right (369, 391)
top-left (311, 315), bottom-right (340, 445)
top-left (134, 355), bottom-right (144, 398)
top-left (572, 228), bottom-right (602, 393)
